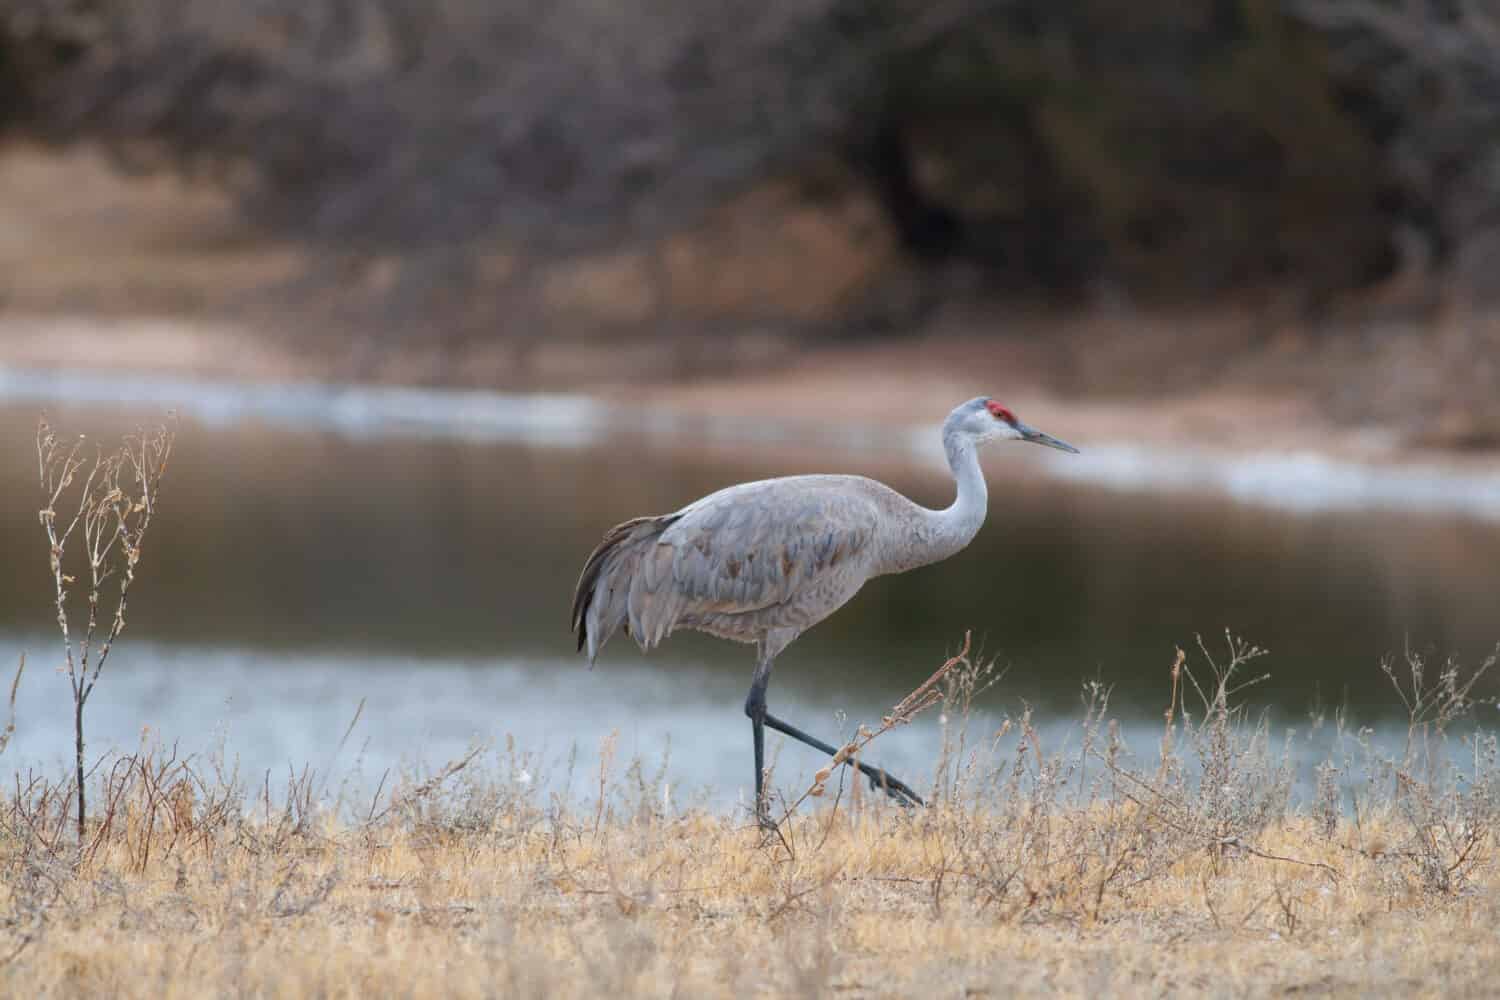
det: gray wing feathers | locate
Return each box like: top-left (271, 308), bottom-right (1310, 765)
top-left (627, 542), bottom-right (681, 649)
top-left (643, 487), bottom-right (878, 644)
top-left (574, 482), bottom-right (881, 664)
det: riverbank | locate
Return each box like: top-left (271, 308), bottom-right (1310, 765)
top-left (0, 304), bottom-right (1467, 460)
top-left (4, 344), bottom-right (1499, 523)
top-left (2, 144), bottom-right (1496, 515)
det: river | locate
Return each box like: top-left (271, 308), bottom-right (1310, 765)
top-left (0, 368), bottom-right (1495, 806)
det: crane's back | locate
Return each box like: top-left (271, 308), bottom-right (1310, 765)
top-left (572, 473), bottom-right (929, 662)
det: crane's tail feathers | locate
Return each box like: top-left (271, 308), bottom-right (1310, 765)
top-left (571, 514), bottom-right (680, 665)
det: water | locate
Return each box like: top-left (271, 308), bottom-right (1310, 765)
top-left (0, 370), bottom-right (1497, 804)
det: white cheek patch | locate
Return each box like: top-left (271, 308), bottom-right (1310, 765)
top-left (977, 421), bottom-right (1018, 443)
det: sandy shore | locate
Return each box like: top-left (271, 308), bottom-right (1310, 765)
top-left (4, 323), bottom-right (1498, 525)
top-left (0, 312), bottom-right (1401, 461)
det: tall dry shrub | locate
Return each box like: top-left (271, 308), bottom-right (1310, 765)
top-left (36, 417), bottom-right (174, 856)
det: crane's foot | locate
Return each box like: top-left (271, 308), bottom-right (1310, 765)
top-left (864, 768), bottom-right (924, 808)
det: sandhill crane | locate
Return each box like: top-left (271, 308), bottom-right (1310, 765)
top-left (571, 396), bottom-right (1078, 826)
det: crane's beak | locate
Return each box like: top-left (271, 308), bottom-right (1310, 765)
top-left (1017, 421), bottom-right (1080, 454)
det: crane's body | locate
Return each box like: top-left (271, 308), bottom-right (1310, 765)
top-left (574, 472), bottom-right (973, 662)
top-left (571, 397), bottom-right (1078, 827)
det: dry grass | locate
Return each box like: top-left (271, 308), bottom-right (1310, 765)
top-left (1, 638), bottom-right (1497, 997)
top-left (7, 805), bottom-right (1498, 998)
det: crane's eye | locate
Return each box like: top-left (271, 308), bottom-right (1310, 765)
top-left (985, 400), bottom-right (1016, 424)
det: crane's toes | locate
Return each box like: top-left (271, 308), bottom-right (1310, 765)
top-left (866, 770), bottom-right (924, 808)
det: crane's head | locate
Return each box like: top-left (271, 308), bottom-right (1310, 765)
top-left (949, 397), bottom-right (1079, 453)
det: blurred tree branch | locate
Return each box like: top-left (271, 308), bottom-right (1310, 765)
top-left (1294, 0), bottom-right (1500, 289)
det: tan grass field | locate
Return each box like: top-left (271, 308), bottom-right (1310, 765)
top-left (2, 640), bottom-right (1497, 998)
top-left (5, 804), bottom-right (1498, 998)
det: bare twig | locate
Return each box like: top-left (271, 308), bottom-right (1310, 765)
top-left (779, 632), bottom-right (972, 829)
top-left (362, 743), bottom-right (487, 828)
top-left (0, 656), bottom-right (24, 757)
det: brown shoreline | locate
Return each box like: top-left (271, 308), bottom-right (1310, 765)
top-left (3, 146), bottom-right (1495, 472)
top-left (7, 313), bottom-right (1500, 499)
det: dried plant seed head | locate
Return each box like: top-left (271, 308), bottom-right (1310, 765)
top-left (813, 767), bottom-right (832, 784)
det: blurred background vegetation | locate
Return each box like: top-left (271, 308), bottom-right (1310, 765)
top-left (1, 0), bottom-right (1498, 429)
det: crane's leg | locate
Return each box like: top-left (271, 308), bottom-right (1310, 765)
top-left (745, 632), bottom-right (922, 828)
top-left (744, 646), bottom-right (777, 830)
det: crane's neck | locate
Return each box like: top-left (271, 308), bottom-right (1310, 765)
top-left (880, 426), bottom-right (989, 575)
top-left (934, 427), bottom-right (991, 555)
